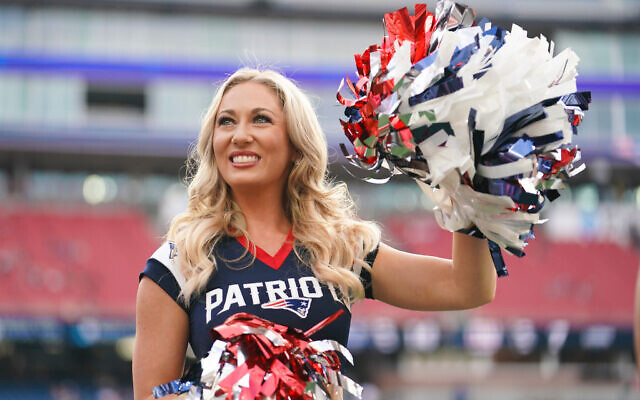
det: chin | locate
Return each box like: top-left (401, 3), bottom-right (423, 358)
top-left (226, 177), bottom-right (266, 190)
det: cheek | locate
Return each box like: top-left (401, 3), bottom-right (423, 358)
top-left (211, 137), bottom-right (228, 176)
top-left (275, 130), bottom-right (294, 160)
top-left (212, 134), bottom-right (224, 158)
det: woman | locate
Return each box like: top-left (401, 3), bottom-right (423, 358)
top-left (133, 68), bottom-right (496, 399)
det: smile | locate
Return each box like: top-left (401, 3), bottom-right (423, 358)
top-left (229, 152), bottom-right (261, 166)
top-left (232, 155), bottom-right (260, 163)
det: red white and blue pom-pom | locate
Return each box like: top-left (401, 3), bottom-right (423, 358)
top-left (153, 311), bottom-right (361, 400)
top-left (338, 0), bottom-right (591, 275)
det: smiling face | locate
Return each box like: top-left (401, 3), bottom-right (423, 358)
top-left (212, 81), bottom-right (297, 196)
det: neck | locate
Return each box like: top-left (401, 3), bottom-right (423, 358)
top-left (231, 185), bottom-right (291, 237)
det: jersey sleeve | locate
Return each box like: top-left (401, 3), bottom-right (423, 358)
top-left (358, 244), bottom-right (379, 299)
top-left (139, 242), bottom-right (189, 313)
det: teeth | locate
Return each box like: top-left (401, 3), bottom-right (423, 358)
top-left (232, 155), bottom-right (260, 163)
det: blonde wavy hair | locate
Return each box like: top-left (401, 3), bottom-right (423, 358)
top-left (167, 68), bottom-right (380, 305)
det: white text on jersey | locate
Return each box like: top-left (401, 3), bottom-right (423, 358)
top-left (205, 277), bottom-right (339, 322)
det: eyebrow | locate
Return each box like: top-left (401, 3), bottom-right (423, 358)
top-left (217, 107), bottom-right (276, 116)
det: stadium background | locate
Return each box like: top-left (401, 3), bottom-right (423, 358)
top-left (0, 0), bottom-right (639, 399)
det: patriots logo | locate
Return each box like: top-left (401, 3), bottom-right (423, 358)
top-left (261, 298), bottom-right (312, 318)
top-left (168, 241), bottom-right (178, 260)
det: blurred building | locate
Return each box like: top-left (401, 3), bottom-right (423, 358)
top-left (0, 0), bottom-right (639, 399)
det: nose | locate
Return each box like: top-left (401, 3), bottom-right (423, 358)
top-left (231, 122), bottom-right (254, 146)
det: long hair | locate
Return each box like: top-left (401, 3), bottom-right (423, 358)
top-left (167, 68), bottom-right (380, 305)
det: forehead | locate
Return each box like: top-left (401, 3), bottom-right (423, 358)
top-left (219, 81), bottom-right (282, 112)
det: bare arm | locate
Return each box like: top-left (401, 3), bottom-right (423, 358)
top-left (371, 232), bottom-right (496, 310)
top-left (133, 277), bottom-right (190, 400)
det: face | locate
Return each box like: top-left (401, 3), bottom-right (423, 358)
top-left (213, 81), bottom-right (296, 195)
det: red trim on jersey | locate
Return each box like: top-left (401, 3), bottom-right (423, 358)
top-left (236, 228), bottom-right (294, 270)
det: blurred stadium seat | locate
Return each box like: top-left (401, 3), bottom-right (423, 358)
top-left (352, 213), bottom-right (638, 326)
top-left (0, 206), bottom-right (158, 320)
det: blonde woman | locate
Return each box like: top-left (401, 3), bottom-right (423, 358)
top-left (133, 68), bottom-right (496, 399)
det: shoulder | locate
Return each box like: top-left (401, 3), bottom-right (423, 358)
top-left (148, 241), bottom-right (186, 289)
top-left (139, 242), bottom-right (188, 311)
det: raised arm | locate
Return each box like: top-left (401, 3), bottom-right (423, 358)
top-left (371, 232), bottom-right (496, 311)
top-left (133, 277), bottom-right (190, 400)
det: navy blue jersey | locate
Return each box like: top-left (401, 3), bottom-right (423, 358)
top-left (140, 232), bottom-right (377, 359)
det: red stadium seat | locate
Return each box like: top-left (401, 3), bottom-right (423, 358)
top-left (352, 213), bottom-right (638, 327)
top-left (2, 209), bottom-right (636, 327)
top-left (0, 206), bottom-right (159, 320)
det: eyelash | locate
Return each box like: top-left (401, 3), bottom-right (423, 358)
top-left (254, 114), bottom-right (272, 124)
top-left (217, 116), bottom-right (234, 126)
top-left (216, 114), bottom-right (272, 126)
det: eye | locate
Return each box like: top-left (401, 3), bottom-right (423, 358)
top-left (217, 116), bottom-right (234, 126)
top-left (254, 114), bottom-right (272, 124)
